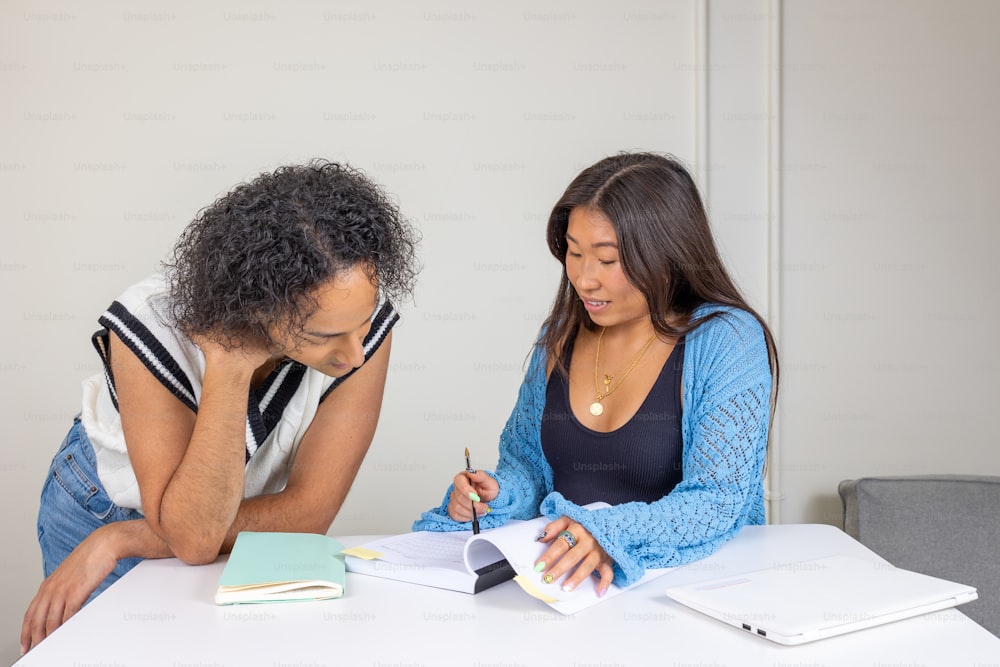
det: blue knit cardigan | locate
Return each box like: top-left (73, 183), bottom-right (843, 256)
top-left (413, 305), bottom-right (773, 587)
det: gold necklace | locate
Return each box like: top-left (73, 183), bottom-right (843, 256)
top-left (590, 327), bottom-right (657, 416)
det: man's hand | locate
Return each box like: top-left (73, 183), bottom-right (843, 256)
top-left (190, 332), bottom-right (274, 378)
top-left (20, 525), bottom-right (120, 654)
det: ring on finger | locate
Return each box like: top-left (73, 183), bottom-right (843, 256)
top-left (557, 529), bottom-right (577, 548)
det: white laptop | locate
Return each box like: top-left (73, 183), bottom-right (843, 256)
top-left (664, 554), bottom-right (978, 645)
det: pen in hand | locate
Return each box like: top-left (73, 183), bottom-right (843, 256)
top-left (465, 447), bottom-right (480, 535)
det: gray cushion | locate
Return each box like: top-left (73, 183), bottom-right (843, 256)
top-left (839, 475), bottom-right (1000, 636)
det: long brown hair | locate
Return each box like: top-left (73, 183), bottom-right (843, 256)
top-left (539, 152), bottom-right (779, 406)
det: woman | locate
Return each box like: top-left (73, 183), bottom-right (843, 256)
top-left (415, 152), bottom-right (777, 596)
top-left (22, 160), bottom-right (419, 651)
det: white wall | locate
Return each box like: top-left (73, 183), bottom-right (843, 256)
top-left (1, 0), bottom-right (997, 662)
top-left (778, 0), bottom-right (1000, 524)
top-left (0, 1), bottom-right (698, 661)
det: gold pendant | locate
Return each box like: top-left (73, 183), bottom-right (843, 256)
top-left (590, 401), bottom-right (604, 416)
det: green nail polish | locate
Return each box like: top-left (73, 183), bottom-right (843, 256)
top-left (469, 492), bottom-right (481, 502)
top-left (534, 561), bottom-right (546, 573)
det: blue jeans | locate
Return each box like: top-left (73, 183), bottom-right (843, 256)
top-left (37, 418), bottom-right (145, 603)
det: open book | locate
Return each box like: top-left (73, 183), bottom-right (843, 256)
top-left (215, 531), bottom-right (346, 605)
top-left (343, 528), bottom-right (517, 595)
top-left (343, 504), bottom-right (672, 614)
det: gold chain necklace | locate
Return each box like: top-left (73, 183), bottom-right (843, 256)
top-left (590, 327), bottom-right (657, 416)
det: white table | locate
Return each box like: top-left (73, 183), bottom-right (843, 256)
top-left (15, 524), bottom-right (999, 666)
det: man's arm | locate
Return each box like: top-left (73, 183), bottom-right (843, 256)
top-left (19, 518), bottom-right (171, 653)
top-left (216, 330), bottom-right (391, 549)
top-left (113, 330), bottom-right (270, 564)
top-left (118, 328), bottom-right (391, 559)
top-left (21, 333), bottom-right (392, 652)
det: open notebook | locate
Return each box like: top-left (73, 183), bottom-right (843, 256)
top-left (665, 554), bottom-right (978, 645)
top-left (344, 503), bottom-right (672, 614)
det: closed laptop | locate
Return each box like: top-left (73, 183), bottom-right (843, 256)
top-left (665, 554), bottom-right (978, 645)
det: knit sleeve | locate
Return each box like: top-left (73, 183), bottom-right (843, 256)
top-left (540, 309), bottom-right (772, 586)
top-left (413, 345), bottom-right (554, 532)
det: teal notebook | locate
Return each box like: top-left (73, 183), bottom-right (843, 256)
top-left (215, 531), bottom-right (346, 605)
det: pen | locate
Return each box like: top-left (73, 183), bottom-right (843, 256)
top-left (465, 448), bottom-right (480, 535)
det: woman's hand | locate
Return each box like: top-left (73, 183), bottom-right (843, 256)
top-left (446, 470), bottom-right (498, 522)
top-left (534, 516), bottom-right (614, 596)
top-left (20, 525), bottom-right (121, 654)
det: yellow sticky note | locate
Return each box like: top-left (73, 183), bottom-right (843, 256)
top-left (513, 575), bottom-right (557, 603)
top-left (341, 546), bottom-right (384, 560)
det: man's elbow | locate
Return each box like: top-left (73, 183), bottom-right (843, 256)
top-left (153, 518), bottom-right (225, 565)
top-left (173, 539), bottom-right (223, 566)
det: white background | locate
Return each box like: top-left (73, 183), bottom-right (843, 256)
top-left (2, 0), bottom-right (998, 661)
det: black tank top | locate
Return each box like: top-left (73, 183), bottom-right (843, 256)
top-left (541, 334), bottom-right (685, 505)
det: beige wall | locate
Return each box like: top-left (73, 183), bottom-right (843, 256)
top-left (1, 0), bottom-right (997, 662)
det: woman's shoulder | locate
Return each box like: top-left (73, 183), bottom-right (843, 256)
top-left (690, 303), bottom-right (764, 339)
top-left (524, 338), bottom-right (550, 376)
top-left (685, 303), bottom-right (768, 364)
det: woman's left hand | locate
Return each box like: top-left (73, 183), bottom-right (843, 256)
top-left (534, 516), bottom-right (614, 596)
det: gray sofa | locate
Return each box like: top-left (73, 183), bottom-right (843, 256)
top-left (839, 474), bottom-right (1000, 636)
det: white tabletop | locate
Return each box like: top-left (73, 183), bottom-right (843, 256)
top-left (15, 524), bottom-right (999, 666)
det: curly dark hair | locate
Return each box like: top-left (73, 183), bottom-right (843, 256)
top-left (164, 160), bottom-right (419, 349)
